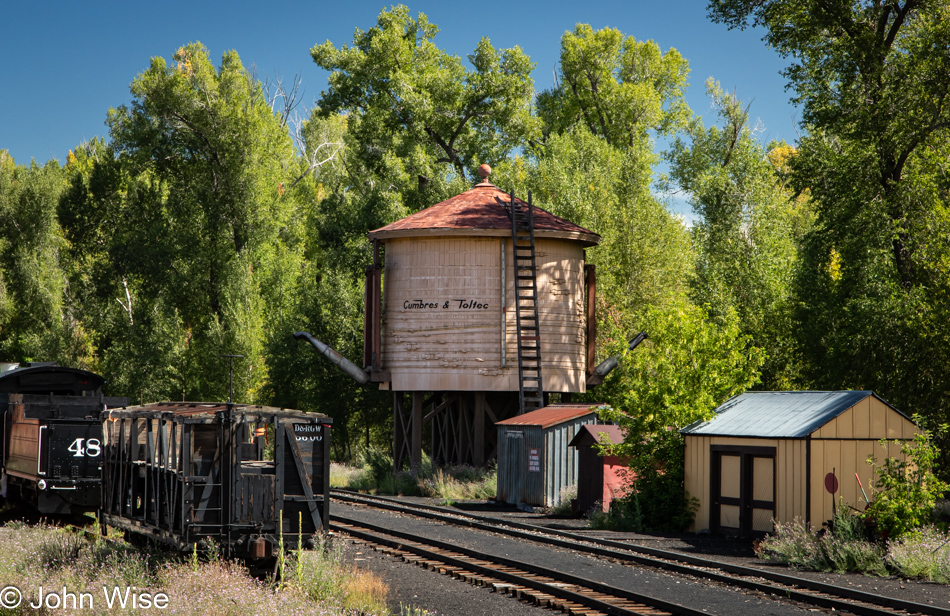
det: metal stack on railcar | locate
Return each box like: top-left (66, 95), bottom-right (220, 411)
top-left (360, 165), bottom-right (602, 469)
top-left (0, 362), bottom-right (128, 514)
top-left (99, 402), bottom-right (331, 563)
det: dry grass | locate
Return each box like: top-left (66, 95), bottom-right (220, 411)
top-left (0, 522), bottom-right (390, 615)
top-left (329, 461), bottom-right (373, 491)
top-left (331, 453), bottom-right (497, 503)
top-left (287, 535), bottom-right (389, 615)
top-left (419, 468), bottom-right (496, 502)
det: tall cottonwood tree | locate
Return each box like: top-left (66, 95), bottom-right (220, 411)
top-left (524, 24), bottom-right (695, 324)
top-left (289, 7), bottom-right (547, 455)
top-left (60, 44), bottom-right (307, 402)
top-left (709, 1), bottom-right (950, 448)
top-left (666, 80), bottom-right (813, 388)
top-left (260, 112), bottom-right (394, 459)
top-left (536, 23), bottom-right (691, 148)
top-left (311, 4), bottom-right (540, 218)
top-left (0, 151), bottom-right (92, 364)
top-left (524, 26), bottom-right (767, 528)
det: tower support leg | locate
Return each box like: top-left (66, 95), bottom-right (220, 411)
top-left (393, 392), bottom-right (411, 470)
top-left (411, 392), bottom-right (423, 474)
top-left (474, 392), bottom-right (486, 466)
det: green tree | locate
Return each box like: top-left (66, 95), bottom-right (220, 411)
top-left (518, 126), bottom-right (692, 323)
top-left (536, 24), bottom-right (691, 147)
top-left (513, 25), bottom-right (762, 525)
top-left (59, 44), bottom-right (306, 402)
top-left (518, 24), bottom-right (694, 346)
top-left (866, 427), bottom-right (949, 538)
top-left (261, 115), bottom-right (393, 460)
top-left (595, 300), bottom-right (763, 530)
top-left (709, 0), bottom-right (950, 288)
top-left (311, 5), bottom-right (539, 216)
top-left (0, 150), bottom-right (93, 364)
top-left (297, 7), bottom-right (548, 456)
top-left (709, 1), bottom-right (950, 462)
top-left (597, 300), bottom-right (763, 438)
top-left (666, 79), bottom-right (813, 388)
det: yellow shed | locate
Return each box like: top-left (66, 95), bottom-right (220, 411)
top-left (681, 391), bottom-right (920, 536)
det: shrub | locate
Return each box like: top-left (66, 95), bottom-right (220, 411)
top-left (865, 428), bottom-right (949, 539)
top-left (588, 431), bottom-right (697, 532)
top-left (362, 447), bottom-right (395, 489)
top-left (886, 526), bottom-right (950, 582)
top-left (757, 511), bottom-right (887, 575)
top-left (588, 484), bottom-right (641, 531)
top-left (756, 517), bottom-right (826, 569)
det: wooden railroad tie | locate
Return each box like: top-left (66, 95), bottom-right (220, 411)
top-left (352, 531), bottom-right (638, 616)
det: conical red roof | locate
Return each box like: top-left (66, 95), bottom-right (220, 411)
top-left (368, 182), bottom-right (600, 247)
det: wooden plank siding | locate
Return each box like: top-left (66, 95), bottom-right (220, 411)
top-left (808, 397), bottom-right (916, 525)
top-left (808, 437), bottom-right (905, 525)
top-left (381, 237), bottom-right (587, 392)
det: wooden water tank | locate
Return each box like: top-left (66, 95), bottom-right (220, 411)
top-left (365, 173), bottom-right (601, 395)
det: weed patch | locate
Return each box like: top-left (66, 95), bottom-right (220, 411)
top-left (0, 522), bottom-right (388, 615)
top-left (548, 484), bottom-right (577, 516)
top-left (286, 535), bottom-right (389, 615)
top-left (331, 451), bottom-right (497, 502)
top-left (757, 512), bottom-right (950, 582)
top-left (886, 526), bottom-right (950, 582)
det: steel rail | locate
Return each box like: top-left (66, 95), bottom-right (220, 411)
top-left (332, 490), bottom-right (950, 616)
top-left (332, 515), bottom-right (706, 616)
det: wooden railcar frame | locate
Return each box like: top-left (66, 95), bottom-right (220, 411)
top-left (100, 402), bottom-right (331, 561)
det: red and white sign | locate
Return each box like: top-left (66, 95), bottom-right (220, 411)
top-left (528, 448), bottom-right (540, 472)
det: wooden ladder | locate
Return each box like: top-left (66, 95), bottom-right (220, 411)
top-left (508, 191), bottom-right (544, 414)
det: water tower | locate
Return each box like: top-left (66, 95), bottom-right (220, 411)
top-left (362, 166), bottom-right (602, 469)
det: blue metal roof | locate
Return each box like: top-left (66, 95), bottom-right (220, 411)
top-left (680, 391), bottom-right (893, 438)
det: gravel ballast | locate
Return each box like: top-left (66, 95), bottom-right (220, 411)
top-left (335, 496), bottom-right (950, 616)
top-left (336, 501), bottom-right (822, 616)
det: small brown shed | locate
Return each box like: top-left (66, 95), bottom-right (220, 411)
top-left (568, 424), bottom-right (629, 514)
top-left (682, 391), bottom-right (920, 537)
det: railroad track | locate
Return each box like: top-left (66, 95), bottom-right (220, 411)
top-left (333, 515), bottom-right (703, 616)
top-left (331, 490), bottom-right (950, 616)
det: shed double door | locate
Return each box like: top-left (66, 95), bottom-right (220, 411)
top-left (711, 446), bottom-right (775, 537)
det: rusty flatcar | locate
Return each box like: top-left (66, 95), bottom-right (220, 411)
top-left (99, 402), bottom-right (331, 562)
top-left (0, 363), bottom-right (128, 515)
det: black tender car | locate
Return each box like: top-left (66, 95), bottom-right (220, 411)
top-left (0, 363), bottom-right (128, 515)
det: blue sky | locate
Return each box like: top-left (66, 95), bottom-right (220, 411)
top-left (0, 0), bottom-right (797, 170)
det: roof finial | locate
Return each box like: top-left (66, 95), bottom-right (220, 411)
top-left (477, 163), bottom-right (492, 185)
